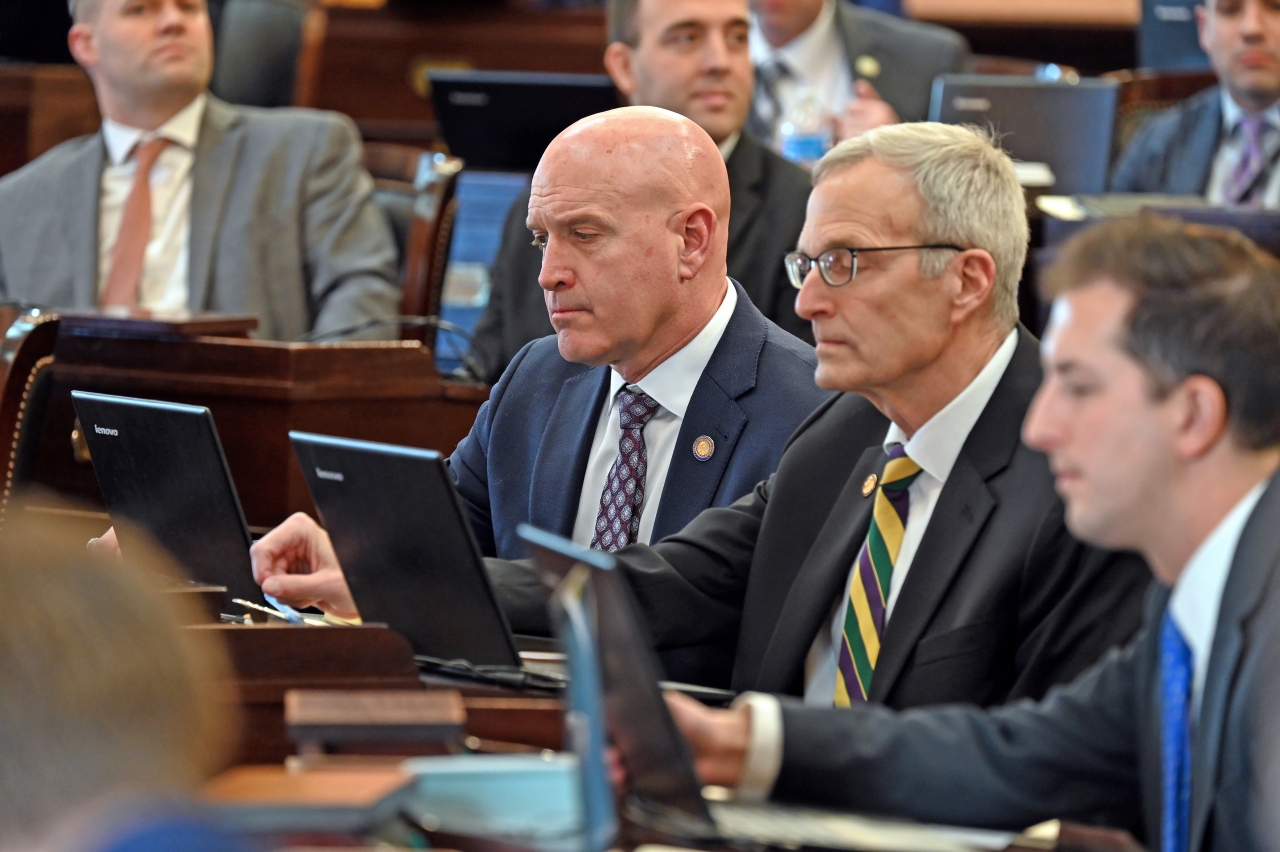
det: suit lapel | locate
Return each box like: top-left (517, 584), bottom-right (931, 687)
top-left (870, 329), bottom-right (1039, 702)
top-left (528, 367), bottom-right (611, 537)
top-left (1171, 91), bottom-right (1222, 195)
top-left (62, 136), bottom-right (106, 308)
top-left (755, 445), bottom-right (886, 690)
top-left (725, 138), bottom-right (766, 303)
top-left (1188, 474), bottom-right (1280, 851)
top-left (188, 97), bottom-right (245, 311)
top-left (650, 283), bottom-right (762, 540)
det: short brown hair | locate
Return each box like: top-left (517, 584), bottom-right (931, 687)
top-left (0, 508), bottom-right (239, 845)
top-left (607, 0), bottom-right (641, 45)
top-left (1043, 214), bottom-right (1280, 450)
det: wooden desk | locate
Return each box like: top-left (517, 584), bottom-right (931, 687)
top-left (905, 0), bottom-right (1140, 28)
top-left (0, 64), bottom-right (99, 177)
top-left (9, 315), bottom-right (489, 527)
top-left (316, 1), bottom-right (606, 145)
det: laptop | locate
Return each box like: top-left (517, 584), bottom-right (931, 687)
top-left (289, 431), bottom-right (524, 669)
top-left (70, 390), bottom-right (263, 608)
top-left (523, 524), bottom-right (1015, 852)
top-left (427, 69), bottom-right (620, 171)
top-left (928, 74), bottom-right (1120, 195)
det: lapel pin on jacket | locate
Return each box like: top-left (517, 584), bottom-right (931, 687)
top-left (855, 55), bottom-right (882, 79)
top-left (693, 436), bottom-right (715, 461)
top-left (862, 473), bottom-right (878, 496)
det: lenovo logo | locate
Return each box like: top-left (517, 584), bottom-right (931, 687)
top-left (315, 467), bottom-right (344, 482)
top-left (94, 425), bottom-right (118, 436)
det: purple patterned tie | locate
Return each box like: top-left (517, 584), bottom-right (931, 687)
top-left (590, 389), bottom-right (661, 552)
top-left (1227, 114), bottom-right (1270, 206)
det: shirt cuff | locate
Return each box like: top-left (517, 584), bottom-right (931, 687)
top-left (732, 691), bottom-right (783, 802)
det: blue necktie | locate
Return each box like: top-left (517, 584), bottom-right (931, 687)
top-left (1160, 611), bottom-right (1193, 852)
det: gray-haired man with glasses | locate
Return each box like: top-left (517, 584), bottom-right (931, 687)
top-left (491, 121), bottom-right (1151, 739)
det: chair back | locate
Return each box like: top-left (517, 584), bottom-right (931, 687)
top-left (209, 0), bottom-right (327, 108)
top-left (1105, 68), bottom-right (1219, 158)
top-left (363, 143), bottom-right (464, 348)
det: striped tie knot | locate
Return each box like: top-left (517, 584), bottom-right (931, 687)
top-left (880, 444), bottom-right (922, 491)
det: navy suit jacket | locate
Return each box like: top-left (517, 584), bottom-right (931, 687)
top-left (450, 281), bottom-right (829, 563)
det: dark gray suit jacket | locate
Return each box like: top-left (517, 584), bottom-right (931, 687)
top-left (747, 1), bottom-right (969, 140)
top-left (500, 328), bottom-right (1151, 702)
top-left (1110, 86), bottom-right (1222, 195)
top-left (467, 133), bottom-right (812, 384)
top-left (0, 96), bottom-right (400, 341)
top-left (771, 473), bottom-right (1280, 852)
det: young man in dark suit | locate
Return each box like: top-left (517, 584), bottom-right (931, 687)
top-left (247, 108), bottom-right (829, 685)
top-left (468, 0), bottom-right (813, 384)
top-left (1111, 0), bottom-right (1280, 206)
top-left (671, 214), bottom-right (1280, 852)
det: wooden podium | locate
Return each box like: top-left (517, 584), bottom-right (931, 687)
top-left (3, 312), bottom-right (489, 528)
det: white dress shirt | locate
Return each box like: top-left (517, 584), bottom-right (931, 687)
top-left (570, 283), bottom-right (738, 548)
top-left (98, 94), bottom-right (206, 312)
top-left (749, 0), bottom-right (853, 135)
top-left (1205, 91), bottom-right (1280, 209)
top-left (1168, 481), bottom-right (1266, 718)
top-left (735, 328), bottom-right (1019, 800)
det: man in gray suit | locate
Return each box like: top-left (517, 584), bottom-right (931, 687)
top-left (0, 0), bottom-right (400, 341)
top-left (468, 0), bottom-right (813, 383)
top-left (668, 214), bottom-right (1280, 851)
top-left (747, 0), bottom-right (969, 147)
top-left (1111, 0), bottom-right (1280, 206)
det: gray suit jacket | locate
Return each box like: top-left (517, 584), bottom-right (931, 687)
top-left (771, 473), bottom-right (1280, 852)
top-left (0, 96), bottom-right (400, 341)
top-left (1110, 86), bottom-right (1222, 195)
top-left (747, 1), bottom-right (970, 141)
top-left (468, 132), bottom-right (812, 384)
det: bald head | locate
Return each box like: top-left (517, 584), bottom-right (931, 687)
top-left (527, 107), bottom-right (733, 382)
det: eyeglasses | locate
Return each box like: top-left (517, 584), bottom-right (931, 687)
top-left (784, 244), bottom-right (966, 289)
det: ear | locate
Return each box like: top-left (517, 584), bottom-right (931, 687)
top-left (675, 204), bottom-right (717, 282)
top-left (68, 22), bottom-right (97, 71)
top-left (947, 248), bottom-right (998, 326)
top-left (1171, 374), bottom-right (1230, 460)
top-left (604, 42), bottom-right (640, 103)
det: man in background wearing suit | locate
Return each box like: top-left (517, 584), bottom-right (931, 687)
top-left (747, 0), bottom-right (969, 147)
top-left (250, 108), bottom-right (829, 685)
top-left (486, 122), bottom-right (1149, 700)
top-left (0, 0), bottom-right (400, 341)
top-left (468, 0), bottom-right (813, 384)
top-left (1111, 0), bottom-right (1280, 206)
top-left (670, 215), bottom-right (1280, 852)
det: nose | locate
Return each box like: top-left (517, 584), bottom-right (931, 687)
top-left (537, 237), bottom-right (574, 293)
top-left (1021, 380), bottom-right (1061, 453)
top-left (158, 0), bottom-right (188, 29)
top-left (702, 30), bottom-right (732, 72)
top-left (793, 262), bottom-right (833, 323)
top-left (1241, 0), bottom-right (1265, 36)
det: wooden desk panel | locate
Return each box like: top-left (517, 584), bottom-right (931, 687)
top-left (905, 0), bottom-right (1140, 27)
top-left (0, 64), bottom-right (100, 177)
top-left (317, 2), bottom-right (606, 145)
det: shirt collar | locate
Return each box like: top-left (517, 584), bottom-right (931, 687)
top-left (749, 0), bottom-right (841, 83)
top-left (883, 329), bottom-right (1019, 484)
top-left (101, 93), bottom-right (207, 167)
top-left (718, 131), bottom-right (741, 162)
top-left (1168, 480), bottom-right (1267, 701)
top-left (608, 280), bottom-right (738, 419)
top-left (1219, 89), bottom-right (1280, 134)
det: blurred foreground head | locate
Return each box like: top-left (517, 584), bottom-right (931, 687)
top-left (0, 506), bottom-right (239, 849)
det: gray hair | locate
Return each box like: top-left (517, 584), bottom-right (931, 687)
top-left (812, 122), bottom-right (1029, 330)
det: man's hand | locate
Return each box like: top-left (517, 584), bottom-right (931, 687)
top-left (835, 80), bottom-right (900, 142)
top-left (250, 512), bottom-right (359, 620)
top-left (664, 690), bottom-right (752, 789)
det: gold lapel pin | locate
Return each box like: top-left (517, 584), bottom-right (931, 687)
top-left (862, 473), bottom-right (878, 496)
top-left (855, 55), bottom-right (882, 79)
top-left (693, 435), bottom-right (715, 461)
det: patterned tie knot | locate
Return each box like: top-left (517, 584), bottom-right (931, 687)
top-left (618, 389), bottom-right (660, 432)
top-left (1240, 113), bottom-right (1269, 145)
top-left (881, 444), bottom-right (922, 491)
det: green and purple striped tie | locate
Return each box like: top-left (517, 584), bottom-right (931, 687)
top-left (835, 444), bottom-right (922, 706)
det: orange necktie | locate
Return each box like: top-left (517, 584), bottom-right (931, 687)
top-left (100, 137), bottom-right (171, 308)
